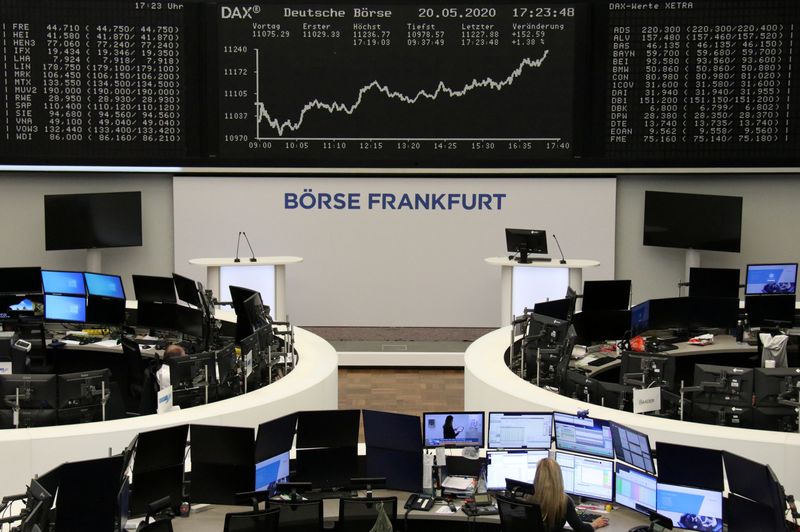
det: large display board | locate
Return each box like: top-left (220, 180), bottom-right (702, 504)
top-left (0, 0), bottom-right (798, 168)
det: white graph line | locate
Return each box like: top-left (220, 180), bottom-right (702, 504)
top-left (254, 49), bottom-right (550, 137)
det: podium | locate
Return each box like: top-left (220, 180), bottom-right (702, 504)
top-left (188, 257), bottom-right (303, 322)
top-left (485, 257), bottom-right (600, 326)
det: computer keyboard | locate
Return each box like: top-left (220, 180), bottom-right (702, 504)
top-left (578, 511), bottom-right (601, 523)
top-left (587, 356), bottom-right (617, 367)
top-left (62, 335), bottom-right (102, 344)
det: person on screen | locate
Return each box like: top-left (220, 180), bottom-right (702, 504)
top-left (528, 458), bottom-right (608, 531)
top-left (443, 415), bottom-right (463, 439)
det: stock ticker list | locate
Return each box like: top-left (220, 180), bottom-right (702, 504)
top-left (218, 3), bottom-right (578, 164)
top-left (606, 1), bottom-right (800, 161)
top-left (0, 1), bottom-right (186, 161)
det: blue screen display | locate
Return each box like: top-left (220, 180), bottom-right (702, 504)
top-left (746, 264), bottom-right (797, 295)
top-left (45, 294), bottom-right (86, 322)
top-left (657, 483), bottom-right (723, 532)
top-left (42, 270), bottom-right (85, 295)
top-left (84, 273), bottom-right (125, 299)
top-left (254, 451), bottom-right (290, 493)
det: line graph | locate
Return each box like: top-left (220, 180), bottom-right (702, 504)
top-left (253, 49), bottom-right (552, 139)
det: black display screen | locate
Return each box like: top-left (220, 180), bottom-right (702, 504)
top-left (44, 191), bottom-right (142, 250)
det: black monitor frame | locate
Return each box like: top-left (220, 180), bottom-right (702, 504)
top-left (132, 274), bottom-right (177, 304)
top-left (688, 267), bottom-right (740, 298)
top-left (44, 191), bottom-right (142, 251)
top-left (619, 352), bottom-right (675, 391)
top-left (505, 228), bottom-right (548, 264)
top-left (167, 352), bottom-right (216, 391)
top-left (173, 273), bottom-right (203, 308)
top-left (486, 411), bottom-right (553, 450)
top-left (609, 421), bottom-right (656, 475)
top-left (745, 263), bottom-right (798, 296)
top-left (745, 294), bottom-right (796, 328)
top-left (692, 364), bottom-right (753, 408)
top-left (83, 272), bottom-right (125, 299)
top-left (0, 374), bottom-right (57, 410)
top-left (422, 411), bottom-right (485, 448)
top-left (57, 368), bottom-right (110, 409)
top-left (0, 267), bottom-right (42, 295)
top-left (581, 280), bottom-right (631, 312)
top-left (41, 269), bottom-right (86, 296)
top-left (553, 411), bottom-right (614, 460)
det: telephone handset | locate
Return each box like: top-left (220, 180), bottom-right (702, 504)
top-left (404, 493), bottom-right (434, 511)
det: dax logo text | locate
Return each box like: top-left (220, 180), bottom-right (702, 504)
top-left (221, 6), bottom-right (255, 19)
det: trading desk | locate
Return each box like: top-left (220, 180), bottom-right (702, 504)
top-left (170, 491), bottom-right (648, 532)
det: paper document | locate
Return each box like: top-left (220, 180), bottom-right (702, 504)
top-left (441, 476), bottom-right (474, 490)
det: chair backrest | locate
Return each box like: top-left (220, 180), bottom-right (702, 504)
top-left (122, 337), bottom-right (144, 386)
top-left (337, 497), bottom-right (397, 532)
top-left (224, 508), bottom-right (280, 532)
top-left (139, 519), bottom-right (174, 532)
top-left (495, 493), bottom-right (544, 532)
top-left (268, 498), bottom-right (324, 532)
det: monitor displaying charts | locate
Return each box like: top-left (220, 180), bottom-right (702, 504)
top-left (254, 450), bottom-right (291, 494)
top-left (610, 422), bottom-right (655, 475)
top-left (615, 463), bottom-right (656, 515)
top-left (553, 412), bottom-right (614, 459)
top-left (657, 483), bottom-right (723, 532)
top-left (556, 452), bottom-right (614, 502)
top-left (745, 263), bottom-right (798, 295)
top-left (486, 450), bottom-right (549, 491)
top-left (488, 412), bottom-right (552, 449)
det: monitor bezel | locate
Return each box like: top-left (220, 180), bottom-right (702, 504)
top-left (555, 450), bottom-right (615, 502)
top-left (553, 411), bottom-right (614, 459)
top-left (608, 421), bottom-right (656, 475)
top-left (614, 462), bottom-right (657, 515)
top-left (487, 411), bottom-right (553, 450)
top-left (44, 294), bottom-right (87, 323)
top-left (422, 411), bottom-right (485, 449)
top-left (745, 262), bottom-right (798, 296)
top-left (83, 272), bottom-right (125, 300)
top-left (41, 269), bottom-right (87, 296)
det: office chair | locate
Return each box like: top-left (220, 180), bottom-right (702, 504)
top-left (268, 498), bottom-right (324, 531)
top-left (121, 336), bottom-right (145, 412)
top-left (138, 520), bottom-right (174, 532)
top-left (337, 496), bottom-right (397, 532)
top-left (223, 507), bottom-right (280, 532)
top-left (495, 493), bottom-right (545, 532)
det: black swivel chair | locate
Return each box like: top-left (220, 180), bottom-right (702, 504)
top-left (138, 520), bottom-right (174, 532)
top-left (337, 497), bottom-right (397, 532)
top-left (223, 508), bottom-right (281, 532)
top-left (495, 493), bottom-right (545, 532)
top-left (121, 336), bottom-right (144, 412)
top-left (268, 498), bottom-right (324, 532)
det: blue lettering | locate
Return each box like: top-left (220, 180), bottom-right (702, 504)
top-left (398, 193), bottom-right (413, 210)
top-left (414, 193), bottom-right (429, 210)
top-left (348, 193), bottom-right (360, 209)
top-left (447, 193), bottom-right (460, 209)
top-left (285, 193), bottom-right (298, 209)
top-left (463, 194), bottom-right (477, 210)
top-left (382, 193), bottom-right (397, 210)
top-left (493, 193), bottom-right (507, 210)
top-left (431, 193), bottom-right (445, 209)
top-left (368, 193), bottom-right (381, 209)
top-left (478, 194), bottom-right (492, 209)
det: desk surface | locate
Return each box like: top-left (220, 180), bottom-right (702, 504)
top-left (170, 491), bottom-right (647, 532)
top-left (485, 257), bottom-right (600, 269)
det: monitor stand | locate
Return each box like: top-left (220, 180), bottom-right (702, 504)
top-left (518, 249), bottom-right (529, 264)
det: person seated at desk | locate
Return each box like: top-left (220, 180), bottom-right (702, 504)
top-left (528, 458), bottom-right (608, 531)
top-left (139, 344), bottom-right (185, 414)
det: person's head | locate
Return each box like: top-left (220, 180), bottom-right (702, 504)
top-left (163, 344), bottom-right (185, 360)
top-left (444, 415), bottom-right (454, 426)
top-left (532, 458), bottom-right (567, 529)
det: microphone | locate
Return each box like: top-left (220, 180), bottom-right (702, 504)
top-left (552, 234), bottom-right (567, 265)
top-left (234, 231), bottom-right (243, 263)
top-left (242, 231), bottom-right (257, 262)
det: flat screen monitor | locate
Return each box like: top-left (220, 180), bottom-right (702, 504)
top-left (688, 268), bottom-right (740, 298)
top-left (745, 294), bottom-right (796, 327)
top-left (58, 369), bottom-right (110, 409)
top-left (294, 447), bottom-right (358, 490)
top-left (176, 305), bottom-right (204, 338)
top-left (44, 191), bottom-right (142, 250)
top-left (722, 451), bottom-right (783, 510)
top-left (173, 273), bottom-right (202, 308)
top-left (649, 297), bottom-right (690, 332)
top-left (609, 422), bottom-right (655, 475)
top-left (643, 191), bottom-right (742, 252)
top-left (190, 424), bottom-right (255, 504)
top-left (630, 301), bottom-right (650, 336)
top-left (582, 280), bottom-right (631, 311)
top-left (655, 442), bottom-right (723, 492)
top-left (365, 447), bottom-right (423, 493)
top-left (487, 412), bottom-right (553, 450)
top-left (590, 381), bottom-right (635, 412)
top-left (533, 297), bottom-right (575, 322)
top-left (296, 409), bottom-right (360, 449)
top-left (244, 292), bottom-right (269, 330)
top-left (229, 285), bottom-right (259, 341)
top-left (423, 412), bottom-right (484, 448)
top-left (693, 364), bottom-right (753, 408)
top-left (746, 263), bottom-right (798, 295)
top-left (688, 297), bottom-right (740, 330)
top-left (135, 301), bottom-right (179, 331)
top-left (84, 272), bottom-right (125, 299)
top-left (132, 275), bottom-right (176, 303)
top-left (363, 410), bottom-right (422, 453)
top-left (167, 352), bottom-right (216, 390)
top-left (619, 352), bottom-right (675, 390)
top-left (254, 451), bottom-right (291, 493)
top-left (486, 450), bottom-right (549, 491)
top-left (573, 309), bottom-right (631, 346)
top-left (0, 374), bottom-right (57, 409)
top-left (41, 270), bottom-right (85, 296)
top-left (553, 412), bottom-right (613, 459)
top-left (555, 451), bottom-right (614, 502)
top-left (45, 294), bottom-right (86, 322)
top-left (656, 483), bottom-right (723, 532)
top-left (255, 413), bottom-right (297, 462)
top-left (505, 228), bottom-right (547, 255)
top-left (85, 295), bottom-right (126, 325)
top-left (614, 463), bottom-right (657, 515)
top-left (754, 367), bottom-right (800, 406)
top-left (0, 294), bottom-right (44, 321)
top-left (0, 267), bottom-right (42, 294)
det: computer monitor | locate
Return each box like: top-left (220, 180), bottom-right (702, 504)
top-left (754, 367), bottom-right (800, 406)
top-left (190, 424), bottom-right (255, 505)
top-left (655, 442), bottom-right (723, 492)
top-left (746, 263), bottom-right (798, 295)
top-left (726, 493), bottom-right (779, 532)
top-left (294, 447), bottom-right (358, 490)
top-left (561, 371), bottom-right (594, 402)
top-left (255, 450), bottom-right (291, 494)
top-left (0, 294), bottom-right (44, 321)
top-left (573, 310), bottom-right (631, 346)
top-left (614, 463), bottom-right (656, 515)
top-left (132, 274), bottom-right (176, 303)
top-left (85, 296), bottom-right (126, 325)
top-left (688, 297), bottom-right (740, 331)
top-left (609, 421), bottom-right (655, 475)
top-left (745, 295), bottom-right (796, 327)
top-left (619, 352), bottom-right (675, 390)
top-left (243, 292), bottom-right (269, 330)
top-left (84, 272), bottom-right (125, 299)
top-left (363, 410), bottom-right (422, 452)
top-left (44, 191), bottom-right (142, 251)
top-left (172, 273), bottom-right (203, 308)
top-left (630, 301), bottom-right (650, 336)
top-left (45, 294), bottom-right (86, 322)
top-left (553, 412), bottom-right (613, 459)
top-left (0, 267), bottom-right (42, 294)
top-left (487, 412), bottom-right (552, 450)
top-left (58, 369), bottom-right (110, 409)
top-left (365, 447), bottom-right (423, 493)
top-left (555, 451), bottom-right (614, 502)
top-left (582, 280), bottom-right (631, 311)
top-left (648, 297), bottom-right (690, 333)
top-left (505, 228), bottom-right (548, 263)
top-left (41, 270), bottom-right (85, 295)
top-left (229, 285), bottom-right (259, 342)
top-left (486, 450), bottom-right (549, 491)
top-left (215, 343), bottom-right (238, 396)
top-left (723, 451), bottom-right (785, 523)
top-left (167, 352), bottom-right (216, 390)
top-left (0, 374), bottom-right (57, 409)
top-left (255, 413), bottom-right (297, 462)
top-left (176, 305), bottom-right (204, 338)
top-left (752, 405), bottom-right (798, 432)
top-left (0, 408), bottom-right (57, 429)
top-left (423, 412), bottom-right (485, 448)
top-left (688, 268), bottom-right (740, 298)
top-left (656, 482), bottom-right (723, 532)
top-left (135, 301), bottom-right (179, 331)
top-left (533, 297), bottom-right (575, 322)
top-left (590, 381), bottom-right (634, 412)
top-left (692, 364), bottom-right (753, 408)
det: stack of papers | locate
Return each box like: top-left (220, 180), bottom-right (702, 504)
top-left (441, 475), bottom-right (475, 497)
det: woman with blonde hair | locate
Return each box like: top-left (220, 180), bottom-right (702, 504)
top-left (530, 457), bottom-right (609, 531)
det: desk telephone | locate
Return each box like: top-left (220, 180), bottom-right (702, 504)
top-left (404, 493), bottom-right (434, 511)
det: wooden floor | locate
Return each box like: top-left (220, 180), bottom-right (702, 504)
top-left (338, 368), bottom-right (464, 439)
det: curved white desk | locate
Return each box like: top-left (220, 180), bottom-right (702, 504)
top-left (0, 327), bottom-right (337, 498)
top-left (485, 257), bottom-right (600, 325)
top-left (464, 326), bottom-right (800, 497)
top-left (189, 256), bottom-right (303, 321)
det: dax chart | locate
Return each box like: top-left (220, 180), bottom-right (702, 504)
top-left (218, 3), bottom-right (579, 165)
